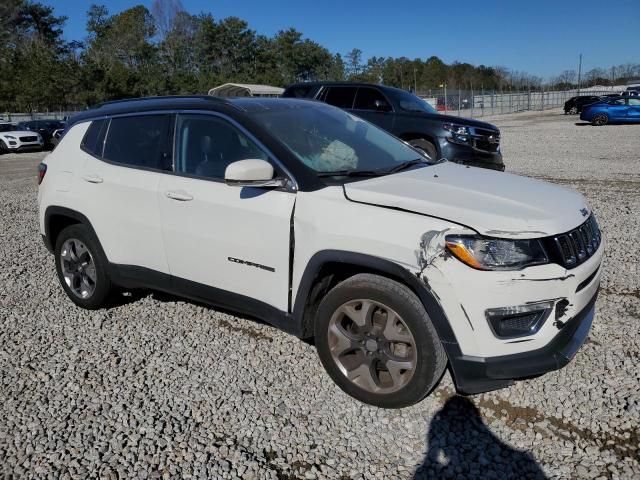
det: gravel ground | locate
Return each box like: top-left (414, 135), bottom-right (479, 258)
top-left (0, 109), bottom-right (639, 479)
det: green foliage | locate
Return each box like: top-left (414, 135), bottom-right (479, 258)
top-left (1, 0), bottom-right (638, 112)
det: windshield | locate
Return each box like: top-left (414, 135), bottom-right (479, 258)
top-left (251, 104), bottom-right (432, 174)
top-left (0, 124), bottom-right (15, 132)
top-left (395, 91), bottom-right (438, 114)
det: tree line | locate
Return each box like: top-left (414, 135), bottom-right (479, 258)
top-left (1, 0), bottom-right (638, 112)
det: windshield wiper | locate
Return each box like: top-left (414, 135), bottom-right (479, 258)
top-left (316, 169), bottom-right (383, 178)
top-left (317, 158), bottom-right (430, 178)
top-left (380, 158), bottom-right (430, 174)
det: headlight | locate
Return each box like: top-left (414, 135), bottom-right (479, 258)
top-left (443, 123), bottom-right (470, 144)
top-left (443, 124), bottom-right (469, 135)
top-left (445, 235), bottom-right (548, 270)
top-left (5, 135), bottom-right (16, 139)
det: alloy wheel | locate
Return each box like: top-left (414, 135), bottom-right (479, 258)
top-left (327, 299), bottom-right (417, 394)
top-left (60, 238), bottom-right (97, 299)
top-left (593, 114), bottom-right (608, 126)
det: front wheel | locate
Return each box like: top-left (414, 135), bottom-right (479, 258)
top-left (592, 113), bottom-right (608, 126)
top-left (0, 140), bottom-right (7, 154)
top-left (408, 138), bottom-right (438, 161)
top-left (315, 274), bottom-right (447, 408)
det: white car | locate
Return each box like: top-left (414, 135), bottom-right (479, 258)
top-left (37, 96), bottom-right (603, 408)
top-left (0, 122), bottom-right (44, 153)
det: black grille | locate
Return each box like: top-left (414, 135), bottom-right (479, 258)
top-left (20, 136), bottom-right (38, 142)
top-left (471, 128), bottom-right (500, 152)
top-left (545, 215), bottom-right (601, 269)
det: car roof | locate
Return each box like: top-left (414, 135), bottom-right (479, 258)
top-left (67, 95), bottom-right (332, 126)
top-left (68, 95), bottom-right (234, 126)
top-left (285, 81), bottom-right (413, 96)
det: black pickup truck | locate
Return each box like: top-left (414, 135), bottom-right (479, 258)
top-left (283, 82), bottom-right (504, 171)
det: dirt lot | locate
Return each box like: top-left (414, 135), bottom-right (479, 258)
top-left (0, 109), bottom-right (639, 479)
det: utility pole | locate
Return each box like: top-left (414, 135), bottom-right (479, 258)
top-left (577, 53), bottom-right (582, 96)
top-left (413, 68), bottom-right (417, 93)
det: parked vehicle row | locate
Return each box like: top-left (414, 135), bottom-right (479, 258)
top-left (38, 95), bottom-right (602, 408)
top-left (0, 121), bottom-right (44, 153)
top-left (0, 119), bottom-right (66, 154)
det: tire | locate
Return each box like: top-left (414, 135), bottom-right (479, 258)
top-left (54, 224), bottom-right (112, 309)
top-left (569, 107), bottom-right (578, 115)
top-left (592, 113), bottom-right (608, 126)
top-left (314, 273), bottom-right (447, 408)
top-left (0, 140), bottom-right (7, 154)
top-left (408, 138), bottom-right (438, 161)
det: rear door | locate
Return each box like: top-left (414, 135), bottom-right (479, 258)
top-left (77, 114), bottom-right (173, 274)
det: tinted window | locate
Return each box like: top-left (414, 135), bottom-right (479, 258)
top-left (175, 114), bottom-right (268, 180)
top-left (80, 119), bottom-right (108, 157)
top-left (323, 87), bottom-right (357, 109)
top-left (395, 90), bottom-right (437, 113)
top-left (103, 115), bottom-right (172, 170)
top-left (285, 86), bottom-right (313, 98)
top-left (353, 88), bottom-right (391, 111)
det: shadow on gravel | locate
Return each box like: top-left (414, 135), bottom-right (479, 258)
top-left (414, 396), bottom-right (547, 480)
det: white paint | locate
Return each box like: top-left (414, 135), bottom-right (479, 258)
top-left (225, 159), bottom-right (274, 182)
top-left (39, 118), bottom-right (603, 363)
top-left (344, 162), bottom-right (590, 239)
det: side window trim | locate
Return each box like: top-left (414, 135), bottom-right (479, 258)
top-left (322, 86), bottom-right (357, 109)
top-left (79, 117), bottom-right (109, 160)
top-left (352, 87), bottom-right (394, 113)
top-left (170, 110), bottom-right (298, 192)
top-left (81, 111), bottom-right (176, 174)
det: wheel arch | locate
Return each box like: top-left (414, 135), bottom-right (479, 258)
top-left (43, 206), bottom-right (99, 253)
top-left (292, 250), bottom-right (458, 349)
top-left (399, 133), bottom-right (440, 155)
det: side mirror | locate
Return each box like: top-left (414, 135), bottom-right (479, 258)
top-left (224, 159), bottom-right (285, 188)
top-left (374, 99), bottom-right (391, 112)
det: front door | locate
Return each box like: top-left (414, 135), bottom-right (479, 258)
top-left (626, 98), bottom-right (640, 120)
top-left (157, 113), bottom-right (296, 312)
top-left (349, 86), bottom-right (395, 132)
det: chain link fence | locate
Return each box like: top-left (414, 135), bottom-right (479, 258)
top-left (416, 88), bottom-right (618, 118)
top-left (1, 111), bottom-right (74, 123)
top-left (1, 87), bottom-right (624, 123)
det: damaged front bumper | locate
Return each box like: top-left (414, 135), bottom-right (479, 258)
top-left (447, 289), bottom-right (597, 394)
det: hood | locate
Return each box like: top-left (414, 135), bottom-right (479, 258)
top-left (343, 163), bottom-right (590, 239)
top-left (402, 112), bottom-right (498, 131)
top-left (0, 130), bottom-right (40, 137)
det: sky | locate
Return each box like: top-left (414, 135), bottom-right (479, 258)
top-left (52, 0), bottom-right (640, 80)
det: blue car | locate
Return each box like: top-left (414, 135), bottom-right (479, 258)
top-left (580, 97), bottom-right (640, 125)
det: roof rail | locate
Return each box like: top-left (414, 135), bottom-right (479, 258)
top-left (91, 95), bottom-right (228, 109)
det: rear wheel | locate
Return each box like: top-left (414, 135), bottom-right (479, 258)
top-left (54, 224), bottom-right (112, 309)
top-left (568, 106), bottom-right (578, 115)
top-left (408, 138), bottom-right (438, 161)
top-left (315, 274), bottom-right (447, 408)
top-left (592, 113), bottom-right (608, 126)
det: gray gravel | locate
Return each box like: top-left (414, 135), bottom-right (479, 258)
top-left (1, 109), bottom-right (639, 479)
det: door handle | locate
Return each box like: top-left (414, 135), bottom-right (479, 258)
top-left (82, 174), bottom-right (103, 184)
top-left (165, 190), bottom-right (193, 202)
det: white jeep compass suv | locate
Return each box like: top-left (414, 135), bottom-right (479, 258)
top-left (38, 96), bottom-right (603, 408)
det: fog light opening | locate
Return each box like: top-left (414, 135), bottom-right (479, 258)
top-left (486, 301), bottom-right (555, 339)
